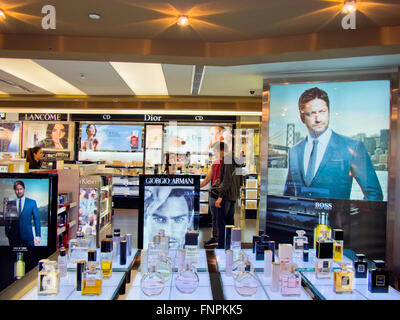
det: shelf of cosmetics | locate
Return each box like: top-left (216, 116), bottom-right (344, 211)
top-left (212, 225), bottom-right (396, 298)
top-left (26, 229), bottom-right (136, 297)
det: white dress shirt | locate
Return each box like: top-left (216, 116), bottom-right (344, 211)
top-left (303, 128), bottom-right (332, 178)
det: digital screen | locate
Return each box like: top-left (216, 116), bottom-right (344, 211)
top-left (0, 177), bottom-right (51, 247)
top-left (0, 122), bottom-right (20, 157)
top-left (80, 123), bottom-right (143, 152)
top-left (165, 124), bottom-right (232, 155)
top-left (268, 80), bottom-right (389, 201)
top-left (24, 122), bottom-right (71, 150)
top-left (79, 188), bottom-right (98, 236)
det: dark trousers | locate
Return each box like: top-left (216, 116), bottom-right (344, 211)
top-left (217, 200), bottom-right (235, 249)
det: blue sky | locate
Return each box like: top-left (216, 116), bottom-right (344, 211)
top-left (269, 80), bottom-right (390, 145)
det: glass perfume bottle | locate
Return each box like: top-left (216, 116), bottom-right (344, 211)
top-left (175, 262), bottom-right (200, 294)
top-left (302, 242), bottom-right (309, 262)
top-left (293, 230), bottom-right (307, 253)
top-left (141, 249), bottom-right (149, 274)
top-left (278, 243), bottom-right (293, 262)
top-left (368, 260), bottom-right (389, 293)
top-left (252, 233), bottom-right (269, 254)
top-left (354, 253), bottom-right (368, 278)
top-left (231, 227), bottom-right (242, 262)
top-left (38, 261), bottom-right (60, 296)
top-left (185, 230), bottom-right (199, 265)
top-left (155, 252), bottom-right (172, 281)
top-left (113, 229), bottom-right (122, 262)
top-left (264, 250), bottom-right (273, 277)
top-left (140, 265), bottom-right (165, 296)
top-left (313, 212), bottom-right (331, 248)
top-left (82, 254), bottom-right (102, 296)
top-left (147, 241), bottom-right (159, 267)
top-left (225, 225), bottom-right (235, 250)
top-left (280, 264), bottom-right (301, 296)
top-left (232, 251), bottom-right (248, 280)
top-left (68, 231), bottom-right (89, 263)
top-left (14, 252), bottom-right (25, 280)
top-left (226, 249), bottom-right (233, 277)
top-left (234, 260), bottom-right (258, 297)
top-left (58, 248), bottom-right (68, 278)
top-left (333, 229), bottom-right (344, 262)
top-left (177, 249), bottom-right (186, 273)
top-left (100, 238), bottom-right (113, 278)
top-left (271, 262), bottom-right (281, 292)
top-left (315, 230), bottom-right (333, 279)
top-left (334, 262), bottom-right (354, 293)
top-left (76, 260), bottom-right (85, 291)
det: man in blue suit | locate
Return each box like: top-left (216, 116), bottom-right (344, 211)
top-left (5, 180), bottom-right (41, 246)
top-left (284, 87), bottom-right (383, 201)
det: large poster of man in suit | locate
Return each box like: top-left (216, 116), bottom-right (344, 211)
top-left (268, 80), bottom-right (389, 201)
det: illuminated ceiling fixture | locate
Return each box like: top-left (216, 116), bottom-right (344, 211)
top-left (342, 0), bottom-right (357, 14)
top-left (88, 13), bottom-right (101, 20)
top-left (177, 15), bottom-right (189, 26)
top-left (0, 9), bottom-right (6, 20)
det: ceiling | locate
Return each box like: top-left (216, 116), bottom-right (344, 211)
top-left (0, 0), bottom-right (399, 110)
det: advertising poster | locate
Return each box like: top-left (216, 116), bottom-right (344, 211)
top-left (138, 175), bottom-right (200, 249)
top-left (0, 122), bottom-right (20, 157)
top-left (266, 80), bottom-right (390, 258)
top-left (165, 124), bottom-right (232, 155)
top-left (79, 175), bottom-right (101, 236)
top-left (24, 122), bottom-right (71, 150)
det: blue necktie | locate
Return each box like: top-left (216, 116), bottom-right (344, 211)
top-left (305, 139), bottom-right (319, 186)
top-left (18, 198), bottom-right (22, 217)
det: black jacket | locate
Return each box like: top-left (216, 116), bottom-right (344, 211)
top-left (217, 154), bottom-right (242, 201)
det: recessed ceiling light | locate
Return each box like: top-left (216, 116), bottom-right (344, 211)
top-left (177, 15), bottom-right (189, 26)
top-left (0, 9), bottom-right (6, 20)
top-left (342, 0), bottom-right (357, 14)
top-left (88, 13), bottom-right (101, 20)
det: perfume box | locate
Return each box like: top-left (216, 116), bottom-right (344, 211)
top-left (316, 241), bottom-right (334, 259)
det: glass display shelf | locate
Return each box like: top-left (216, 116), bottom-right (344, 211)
top-left (219, 272), bottom-right (312, 300)
top-left (125, 271), bottom-right (213, 300)
top-left (20, 271), bottom-right (126, 300)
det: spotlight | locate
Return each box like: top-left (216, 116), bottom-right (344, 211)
top-left (88, 13), bottom-right (101, 20)
top-left (177, 15), bottom-right (189, 26)
top-left (342, 0), bottom-right (357, 14)
top-left (0, 9), bottom-right (6, 20)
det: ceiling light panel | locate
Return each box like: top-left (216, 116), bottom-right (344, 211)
top-left (0, 59), bottom-right (86, 95)
top-left (110, 62), bottom-right (168, 95)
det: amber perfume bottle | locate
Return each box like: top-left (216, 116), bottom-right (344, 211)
top-left (82, 251), bottom-right (102, 296)
top-left (334, 263), bottom-right (354, 293)
top-left (100, 239), bottom-right (113, 278)
top-left (313, 212), bottom-right (331, 248)
top-left (333, 229), bottom-right (344, 262)
top-left (354, 253), bottom-right (368, 278)
top-left (368, 260), bottom-right (389, 293)
top-left (14, 252), bottom-right (25, 280)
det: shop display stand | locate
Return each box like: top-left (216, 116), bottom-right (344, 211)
top-left (111, 173), bottom-right (140, 209)
top-left (241, 174), bottom-right (259, 219)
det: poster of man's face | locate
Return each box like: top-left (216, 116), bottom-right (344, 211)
top-left (268, 80), bottom-right (390, 201)
top-left (143, 186), bottom-right (195, 249)
top-left (0, 123), bottom-right (20, 155)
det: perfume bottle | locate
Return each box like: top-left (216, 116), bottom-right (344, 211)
top-left (141, 249), bottom-right (149, 274)
top-left (354, 254), bottom-right (368, 278)
top-left (302, 242), bottom-right (309, 262)
top-left (252, 233), bottom-right (269, 254)
top-left (82, 254), bottom-right (102, 296)
top-left (147, 242), bottom-right (159, 267)
top-left (255, 241), bottom-right (268, 261)
top-left (315, 231), bottom-right (333, 279)
top-left (58, 248), bottom-right (68, 278)
top-left (38, 261), bottom-right (60, 296)
top-left (264, 250), bottom-right (273, 277)
top-left (100, 238), bottom-right (113, 278)
top-left (185, 230), bottom-right (199, 265)
top-left (113, 229), bottom-right (122, 262)
top-left (231, 227), bottom-right (242, 261)
top-left (225, 225), bottom-right (235, 250)
top-left (368, 260), bottom-right (389, 293)
top-left (280, 264), bottom-right (301, 296)
top-left (271, 262), bottom-right (281, 292)
top-left (175, 262), bottom-right (200, 294)
top-left (140, 265), bottom-right (165, 296)
top-left (226, 249), bottom-right (233, 277)
top-left (333, 229), bottom-right (344, 262)
top-left (120, 240), bottom-right (127, 265)
top-left (68, 231), bottom-right (89, 263)
top-left (313, 212), bottom-right (331, 248)
top-left (14, 252), bottom-right (25, 280)
top-left (155, 252), bottom-right (172, 281)
top-left (278, 244), bottom-right (293, 262)
top-left (334, 263), bottom-right (354, 293)
top-left (177, 249), bottom-right (185, 273)
top-left (76, 260), bottom-right (85, 291)
top-left (293, 230), bottom-right (307, 253)
top-left (232, 251), bottom-right (248, 280)
top-left (125, 233), bottom-right (133, 256)
top-left (234, 260), bottom-right (258, 297)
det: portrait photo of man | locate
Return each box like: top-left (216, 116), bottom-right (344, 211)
top-left (283, 86), bottom-right (383, 201)
top-left (4, 180), bottom-right (41, 247)
top-left (143, 186), bottom-right (195, 249)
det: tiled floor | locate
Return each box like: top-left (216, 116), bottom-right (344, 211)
top-left (111, 208), bottom-right (257, 248)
